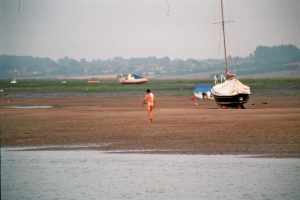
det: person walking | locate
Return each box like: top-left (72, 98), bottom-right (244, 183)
top-left (141, 89), bottom-right (156, 122)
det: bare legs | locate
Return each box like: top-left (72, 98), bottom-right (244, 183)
top-left (147, 106), bottom-right (153, 122)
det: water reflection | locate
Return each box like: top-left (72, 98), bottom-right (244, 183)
top-left (1, 149), bottom-right (300, 200)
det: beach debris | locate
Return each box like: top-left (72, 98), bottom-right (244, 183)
top-left (190, 96), bottom-right (199, 106)
top-left (87, 78), bottom-right (101, 84)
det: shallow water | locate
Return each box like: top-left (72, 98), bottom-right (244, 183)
top-left (1, 149), bottom-right (300, 200)
top-left (2, 105), bottom-right (53, 109)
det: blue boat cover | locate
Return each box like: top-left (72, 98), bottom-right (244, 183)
top-left (194, 84), bottom-right (213, 93)
top-left (132, 74), bottom-right (145, 79)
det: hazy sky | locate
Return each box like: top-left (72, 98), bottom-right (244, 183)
top-left (1, 0), bottom-right (300, 60)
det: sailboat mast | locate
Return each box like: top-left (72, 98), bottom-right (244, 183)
top-left (220, 0), bottom-right (228, 74)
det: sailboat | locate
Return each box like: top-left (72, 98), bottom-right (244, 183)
top-left (211, 0), bottom-right (251, 109)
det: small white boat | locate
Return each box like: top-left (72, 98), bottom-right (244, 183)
top-left (118, 73), bottom-right (148, 84)
top-left (193, 84), bottom-right (213, 99)
top-left (10, 78), bottom-right (17, 84)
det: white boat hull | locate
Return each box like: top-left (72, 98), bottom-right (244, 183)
top-left (119, 78), bottom-right (148, 84)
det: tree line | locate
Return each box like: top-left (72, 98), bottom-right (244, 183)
top-left (1, 44), bottom-right (299, 78)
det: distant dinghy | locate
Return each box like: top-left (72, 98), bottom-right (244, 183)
top-left (10, 78), bottom-right (17, 84)
top-left (194, 84), bottom-right (213, 99)
top-left (118, 73), bottom-right (148, 84)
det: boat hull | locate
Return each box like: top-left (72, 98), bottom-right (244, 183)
top-left (119, 78), bottom-right (148, 84)
top-left (120, 80), bottom-right (148, 84)
top-left (212, 93), bottom-right (250, 108)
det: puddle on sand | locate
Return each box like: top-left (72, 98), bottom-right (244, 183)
top-left (6, 143), bottom-right (111, 151)
top-left (2, 105), bottom-right (53, 109)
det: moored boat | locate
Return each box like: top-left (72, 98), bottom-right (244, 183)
top-left (211, 0), bottom-right (251, 109)
top-left (118, 73), bottom-right (148, 84)
top-left (211, 77), bottom-right (250, 108)
top-left (193, 84), bottom-right (213, 99)
top-left (10, 78), bottom-right (17, 84)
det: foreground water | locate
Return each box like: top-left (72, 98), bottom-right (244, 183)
top-left (1, 149), bottom-right (300, 200)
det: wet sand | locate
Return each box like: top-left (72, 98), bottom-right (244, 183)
top-left (1, 96), bottom-right (300, 157)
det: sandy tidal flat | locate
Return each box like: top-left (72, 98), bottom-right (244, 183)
top-left (1, 96), bottom-right (300, 157)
